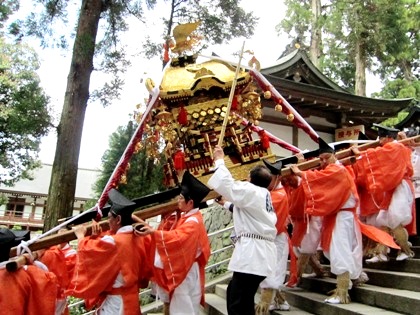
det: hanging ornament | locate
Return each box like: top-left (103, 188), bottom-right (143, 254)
top-left (173, 149), bottom-right (186, 170)
top-left (178, 106), bottom-right (188, 125)
top-left (287, 113), bottom-right (295, 121)
top-left (231, 95), bottom-right (238, 110)
top-left (275, 104), bottom-right (282, 112)
top-left (258, 130), bottom-right (270, 149)
top-left (264, 91), bottom-right (271, 99)
top-left (120, 174), bottom-right (127, 185)
top-left (134, 142), bottom-right (143, 154)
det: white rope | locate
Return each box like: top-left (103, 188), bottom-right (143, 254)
top-left (14, 204), bottom-right (99, 257)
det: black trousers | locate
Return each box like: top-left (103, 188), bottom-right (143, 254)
top-left (226, 271), bottom-right (266, 315)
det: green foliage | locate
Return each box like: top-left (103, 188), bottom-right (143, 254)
top-left (372, 79), bottom-right (420, 100)
top-left (67, 296), bottom-right (87, 315)
top-left (0, 38), bottom-right (52, 186)
top-left (93, 121), bottom-right (166, 200)
top-left (278, 0), bottom-right (419, 98)
top-left (142, 0), bottom-right (258, 60)
top-left (278, 0), bottom-right (312, 43)
top-left (380, 110), bottom-right (410, 128)
top-left (0, 193), bottom-right (7, 206)
top-left (0, 0), bottom-right (19, 32)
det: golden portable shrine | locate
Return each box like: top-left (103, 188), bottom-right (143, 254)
top-left (142, 54), bottom-right (274, 187)
top-left (129, 22), bottom-right (317, 189)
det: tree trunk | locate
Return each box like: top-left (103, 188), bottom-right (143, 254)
top-left (43, 0), bottom-right (102, 232)
top-left (354, 40), bottom-right (366, 96)
top-left (309, 0), bottom-right (322, 67)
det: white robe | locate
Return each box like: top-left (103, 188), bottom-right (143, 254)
top-left (208, 159), bottom-right (277, 277)
top-left (324, 194), bottom-right (363, 280)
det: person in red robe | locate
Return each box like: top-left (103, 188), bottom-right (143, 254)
top-left (355, 124), bottom-right (416, 262)
top-left (0, 228), bottom-right (58, 315)
top-left (289, 138), bottom-right (365, 304)
top-left (133, 171), bottom-right (211, 315)
top-left (38, 236), bottom-right (77, 315)
top-left (290, 138), bottom-right (400, 304)
top-left (281, 153), bottom-right (326, 287)
top-left (67, 189), bottom-right (152, 315)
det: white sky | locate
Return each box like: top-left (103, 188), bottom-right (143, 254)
top-left (34, 0), bottom-right (382, 169)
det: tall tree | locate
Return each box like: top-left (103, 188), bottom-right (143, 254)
top-left (278, 0), bottom-right (323, 67)
top-left (309, 0), bottom-right (322, 67)
top-left (370, 0), bottom-right (419, 100)
top-left (279, 0), bottom-right (418, 97)
top-left (0, 38), bottom-right (52, 186)
top-left (9, 0), bottom-right (257, 231)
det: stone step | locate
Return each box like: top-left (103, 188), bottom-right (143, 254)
top-left (411, 245), bottom-right (420, 257)
top-left (363, 267), bottom-right (420, 292)
top-left (409, 236), bottom-right (420, 247)
top-left (205, 284), bottom-right (314, 315)
top-left (284, 287), bottom-right (403, 315)
top-left (298, 274), bottom-right (420, 314)
top-left (146, 307), bottom-right (207, 315)
top-left (204, 293), bottom-right (227, 315)
top-left (388, 245), bottom-right (420, 258)
top-left (142, 273), bottom-right (233, 315)
top-left (362, 257), bottom-right (420, 273)
top-left (318, 264), bottom-right (420, 292)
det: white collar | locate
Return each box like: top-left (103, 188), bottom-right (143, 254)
top-left (116, 225), bottom-right (133, 234)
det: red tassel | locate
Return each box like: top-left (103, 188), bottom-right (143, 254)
top-left (173, 150), bottom-right (186, 170)
top-left (163, 43), bottom-right (170, 63)
top-left (178, 106), bottom-right (188, 125)
top-left (259, 130), bottom-right (270, 149)
top-left (231, 95), bottom-right (238, 110)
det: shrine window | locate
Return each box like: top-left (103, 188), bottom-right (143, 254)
top-left (6, 197), bottom-right (25, 218)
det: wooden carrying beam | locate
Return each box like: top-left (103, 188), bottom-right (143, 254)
top-left (8, 190), bottom-right (220, 258)
top-left (280, 135), bottom-right (419, 177)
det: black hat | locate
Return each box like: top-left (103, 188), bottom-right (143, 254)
top-left (373, 123), bottom-right (399, 139)
top-left (0, 228), bottom-right (18, 262)
top-left (263, 159), bottom-right (283, 175)
top-left (332, 142), bottom-right (351, 152)
top-left (108, 188), bottom-right (136, 216)
top-left (180, 171), bottom-right (210, 207)
top-left (318, 137), bottom-right (335, 154)
top-left (358, 131), bottom-right (369, 141)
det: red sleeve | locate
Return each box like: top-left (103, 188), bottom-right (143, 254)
top-left (301, 164), bottom-right (354, 216)
top-left (26, 265), bottom-right (58, 315)
top-left (153, 213), bottom-right (208, 293)
top-left (271, 188), bottom-right (289, 233)
top-left (39, 246), bottom-right (70, 295)
top-left (66, 237), bottom-right (119, 300)
top-left (362, 142), bottom-right (412, 192)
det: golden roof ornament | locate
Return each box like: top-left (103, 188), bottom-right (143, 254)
top-left (171, 21), bottom-right (202, 56)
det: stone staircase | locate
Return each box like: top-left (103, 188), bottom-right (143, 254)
top-left (202, 239), bottom-right (420, 315)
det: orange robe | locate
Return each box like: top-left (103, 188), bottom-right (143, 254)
top-left (0, 264), bottom-right (57, 315)
top-left (40, 246), bottom-right (72, 314)
top-left (271, 187), bottom-right (289, 234)
top-left (67, 230), bottom-right (152, 315)
top-left (300, 163), bottom-right (399, 251)
top-left (151, 209), bottom-right (210, 306)
top-left (284, 183), bottom-right (308, 247)
top-left (300, 163), bottom-right (359, 251)
top-left (358, 141), bottom-right (416, 234)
